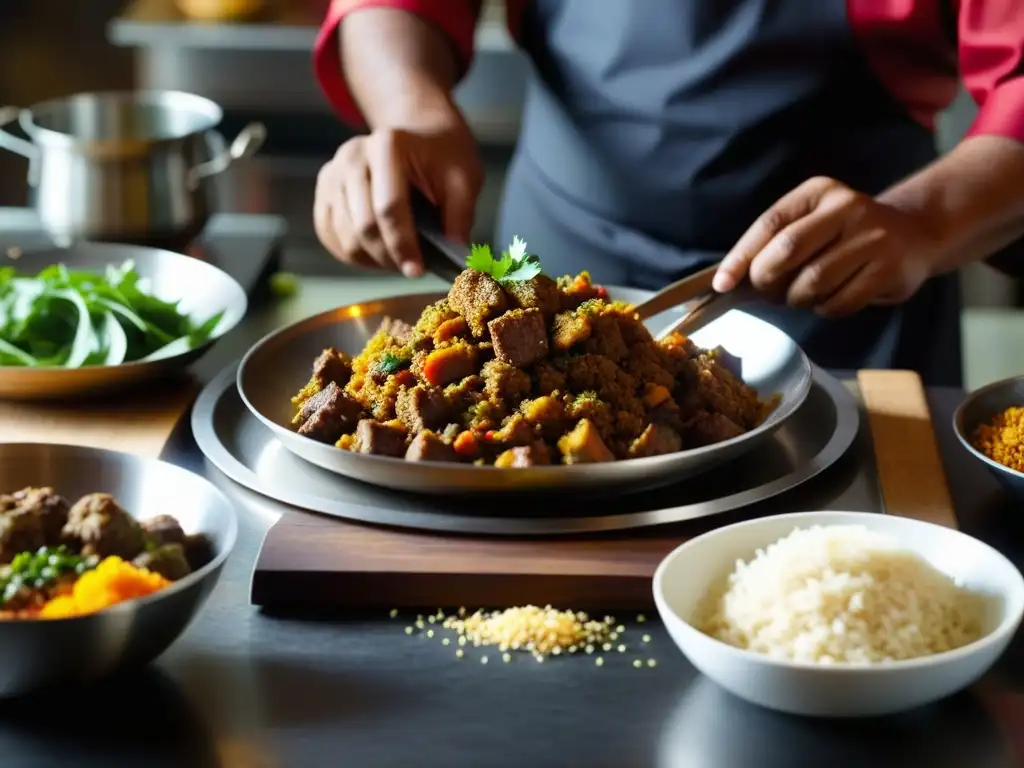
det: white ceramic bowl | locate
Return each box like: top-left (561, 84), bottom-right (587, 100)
top-left (652, 511), bottom-right (1024, 718)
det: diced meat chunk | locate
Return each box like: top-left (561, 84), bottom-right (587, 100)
top-left (582, 315), bottom-right (628, 361)
top-left (481, 359), bottom-right (531, 404)
top-left (355, 419), bottom-right (408, 457)
top-left (505, 275), bottom-right (562, 320)
top-left (684, 412), bottom-right (746, 446)
top-left (488, 308), bottom-right (549, 368)
top-left (62, 493), bottom-right (145, 559)
top-left (628, 423), bottom-right (683, 458)
top-left (133, 543), bottom-right (192, 581)
top-left (0, 510), bottom-right (45, 565)
top-left (6, 487), bottom-right (69, 543)
top-left (494, 442), bottom-right (552, 468)
top-left (557, 419), bottom-right (615, 464)
top-left (378, 316), bottom-right (414, 344)
top-left (552, 311), bottom-right (592, 351)
top-left (297, 382), bottom-right (363, 443)
top-left (396, 385), bottom-right (451, 433)
top-left (420, 344), bottom-right (478, 387)
top-left (183, 533), bottom-right (214, 571)
top-left (311, 347), bottom-right (353, 389)
top-left (141, 514), bottom-right (186, 547)
top-left (448, 270), bottom-right (508, 337)
top-left (405, 431), bottom-right (460, 462)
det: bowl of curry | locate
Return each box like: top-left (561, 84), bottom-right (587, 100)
top-left (238, 242), bottom-right (813, 495)
top-left (954, 375), bottom-right (1024, 498)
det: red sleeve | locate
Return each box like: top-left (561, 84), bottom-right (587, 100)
top-left (313, 0), bottom-right (482, 128)
top-left (959, 0), bottom-right (1024, 142)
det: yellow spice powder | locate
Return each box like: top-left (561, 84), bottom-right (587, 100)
top-left (972, 406), bottom-right (1024, 473)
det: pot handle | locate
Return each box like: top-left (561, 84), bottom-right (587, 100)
top-left (0, 106), bottom-right (40, 184)
top-left (188, 121), bottom-right (267, 190)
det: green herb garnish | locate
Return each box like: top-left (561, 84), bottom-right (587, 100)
top-left (0, 260), bottom-right (225, 368)
top-left (0, 546), bottom-right (98, 606)
top-left (466, 235), bottom-right (542, 285)
top-left (373, 350), bottom-right (411, 377)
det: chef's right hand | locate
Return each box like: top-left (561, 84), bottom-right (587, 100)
top-left (314, 110), bottom-right (483, 278)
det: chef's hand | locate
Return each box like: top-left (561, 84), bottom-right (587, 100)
top-left (313, 106), bottom-right (483, 277)
top-left (712, 176), bottom-right (941, 317)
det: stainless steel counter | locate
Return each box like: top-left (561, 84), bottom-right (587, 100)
top-left (1, 276), bottom-right (1021, 767)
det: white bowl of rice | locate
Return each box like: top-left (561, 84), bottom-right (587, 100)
top-left (652, 511), bottom-right (1024, 718)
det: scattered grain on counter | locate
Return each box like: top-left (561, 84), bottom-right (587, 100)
top-left (456, 649), bottom-right (464, 659)
top-left (642, 634), bottom-right (652, 643)
top-left (404, 626), bottom-right (414, 635)
top-left (632, 659), bottom-right (643, 668)
top-left (972, 407), bottom-right (1024, 473)
top-left (503, 653), bottom-right (512, 663)
top-left (595, 657), bottom-right (604, 667)
top-left (442, 605), bottom-right (617, 659)
top-left (389, 608), bottom-right (399, 618)
top-left (647, 659), bottom-right (657, 668)
top-left (637, 614), bottom-right (647, 623)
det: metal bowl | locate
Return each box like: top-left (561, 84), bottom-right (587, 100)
top-left (0, 242), bottom-right (247, 400)
top-left (953, 375), bottom-right (1024, 498)
top-left (0, 442), bottom-right (237, 698)
top-left (237, 287), bottom-right (813, 495)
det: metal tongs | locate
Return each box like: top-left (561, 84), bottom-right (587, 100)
top-left (633, 262), bottom-right (755, 340)
top-left (408, 187), bottom-right (750, 337)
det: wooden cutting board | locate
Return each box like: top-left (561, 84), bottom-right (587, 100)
top-left (251, 370), bottom-right (959, 611)
top-left (0, 376), bottom-right (198, 459)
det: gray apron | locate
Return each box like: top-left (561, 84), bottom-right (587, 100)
top-left (497, 0), bottom-right (963, 386)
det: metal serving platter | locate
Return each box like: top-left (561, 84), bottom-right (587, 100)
top-left (0, 242), bottom-right (247, 400)
top-left (236, 288), bottom-right (813, 495)
top-left (193, 362), bottom-right (859, 536)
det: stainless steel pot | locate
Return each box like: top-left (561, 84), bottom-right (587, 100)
top-left (0, 90), bottom-right (266, 246)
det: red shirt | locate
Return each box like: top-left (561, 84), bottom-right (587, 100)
top-left (313, 0), bottom-right (1024, 144)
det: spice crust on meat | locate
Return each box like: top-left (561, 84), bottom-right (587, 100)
top-left (290, 238), bottom-right (776, 465)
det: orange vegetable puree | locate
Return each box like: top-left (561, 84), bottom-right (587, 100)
top-left (39, 557), bottom-right (172, 619)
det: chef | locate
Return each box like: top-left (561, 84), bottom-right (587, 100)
top-left (310, 0), bottom-right (1024, 387)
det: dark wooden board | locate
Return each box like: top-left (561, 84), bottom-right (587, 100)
top-left (252, 370), bottom-right (957, 611)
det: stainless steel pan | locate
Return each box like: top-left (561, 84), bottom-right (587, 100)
top-left (236, 287), bottom-right (813, 495)
top-left (0, 242), bottom-right (247, 400)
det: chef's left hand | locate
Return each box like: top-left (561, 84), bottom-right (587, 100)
top-left (712, 176), bottom-right (941, 317)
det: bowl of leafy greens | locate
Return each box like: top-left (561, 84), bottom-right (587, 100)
top-left (0, 242), bottom-right (246, 399)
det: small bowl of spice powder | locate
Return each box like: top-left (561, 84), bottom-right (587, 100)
top-left (955, 375), bottom-right (1024, 497)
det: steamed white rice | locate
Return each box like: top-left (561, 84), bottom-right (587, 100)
top-left (696, 524), bottom-right (985, 664)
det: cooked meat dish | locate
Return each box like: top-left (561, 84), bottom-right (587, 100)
top-left (290, 244), bottom-right (775, 467)
top-left (0, 487), bottom-right (212, 617)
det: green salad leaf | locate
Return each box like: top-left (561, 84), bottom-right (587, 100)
top-left (0, 259), bottom-right (226, 369)
top-left (466, 235), bottom-right (542, 285)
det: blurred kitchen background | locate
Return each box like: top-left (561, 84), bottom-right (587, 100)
top-left (0, 0), bottom-right (1019, 388)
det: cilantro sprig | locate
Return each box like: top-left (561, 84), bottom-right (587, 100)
top-left (466, 236), bottom-right (542, 285)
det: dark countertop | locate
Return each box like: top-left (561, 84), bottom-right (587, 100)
top-left (1, 281), bottom-right (1023, 767)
